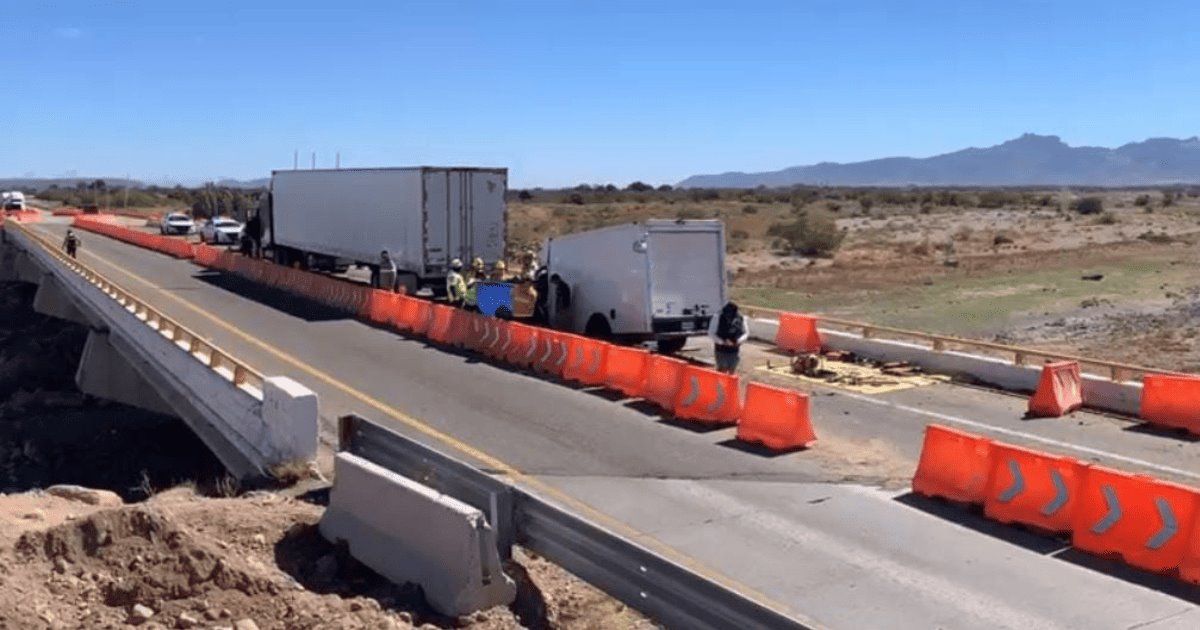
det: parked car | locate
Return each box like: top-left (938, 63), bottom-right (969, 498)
top-left (200, 217), bottom-right (243, 245)
top-left (160, 212), bottom-right (196, 236)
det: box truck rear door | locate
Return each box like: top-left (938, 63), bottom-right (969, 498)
top-left (648, 230), bottom-right (723, 321)
top-left (423, 169), bottom-right (451, 268)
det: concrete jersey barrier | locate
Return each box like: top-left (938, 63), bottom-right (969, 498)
top-left (319, 452), bottom-right (516, 617)
top-left (750, 317), bottom-right (1143, 417)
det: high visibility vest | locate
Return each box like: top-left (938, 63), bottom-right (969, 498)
top-left (447, 271), bottom-right (467, 301)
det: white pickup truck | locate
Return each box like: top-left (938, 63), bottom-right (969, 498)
top-left (540, 219), bottom-right (727, 352)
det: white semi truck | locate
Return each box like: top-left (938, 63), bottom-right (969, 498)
top-left (258, 167), bottom-right (507, 294)
top-left (540, 219), bottom-right (727, 353)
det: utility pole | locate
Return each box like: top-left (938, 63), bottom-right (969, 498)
top-left (311, 152), bottom-right (316, 170)
top-left (336, 152), bottom-right (340, 169)
top-left (293, 150), bottom-right (298, 170)
top-left (123, 172), bottom-right (129, 208)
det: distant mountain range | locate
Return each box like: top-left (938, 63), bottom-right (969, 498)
top-left (678, 134), bottom-right (1200, 188)
top-left (0, 177), bottom-right (268, 191)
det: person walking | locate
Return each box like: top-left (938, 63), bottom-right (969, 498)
top-left (708, 302), bottom-right (749, 374)
top-left (62, 229), bottom-right (80, 259)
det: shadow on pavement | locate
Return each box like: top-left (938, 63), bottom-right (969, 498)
top-left (716, 438), bottom-right (809, 458)
top-left (894, 491), bottom-right (1200, 603)
top-left (1122, 422), bottom-right (1200, 444)
top-left (192, 269), bottom-right (351, 322)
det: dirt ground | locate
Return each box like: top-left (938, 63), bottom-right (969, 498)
top-left (508, 189), bottom-right (1200, 373)
top-left (0, 488), bottom-right (650, 630)
top-left (0, 281), bottom-right (651, 630)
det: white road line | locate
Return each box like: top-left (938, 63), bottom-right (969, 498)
top-left (834, 390), bottom-right (1200, 482)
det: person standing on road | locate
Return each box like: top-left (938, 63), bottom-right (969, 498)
top-left (446, 258), bottom-right (468, 307)
top-left (377, 250), bottom-right (398, 292)
top-left (245, 214), bottom-right (263, 258)
top-left (708, 302), bottom-right (749, 374)
top-left (62, 229), bottom-right (80, 259)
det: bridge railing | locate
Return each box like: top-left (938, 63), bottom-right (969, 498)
top-left (7, 220), bottom-right (265, 393)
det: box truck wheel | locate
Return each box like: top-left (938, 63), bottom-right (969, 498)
top-left (656, 336), bottom-right (688, 354)
top-left (585, 314), bottom-right (612, 340)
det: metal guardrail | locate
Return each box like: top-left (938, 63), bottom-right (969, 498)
top-left (742, 303), bottom-right (1181, 383)
top-left (337, 413), bottom-right (812, 630)
top-left (4, 220), bottom-right (265, 392)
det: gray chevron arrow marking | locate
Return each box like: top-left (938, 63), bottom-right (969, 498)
top-left (1146, 497), bottom-right (1178, 550)
top-left (997, 459), bottom-right (1025, 502)
top-left (706, 380), bottom-right (726, 413)
top-left (1039, 470), bottom-right (1068, 516)
top-left (1090, 484), bottom-right (1122, 535)
top-left (681, 376), bottom-right (700, 407)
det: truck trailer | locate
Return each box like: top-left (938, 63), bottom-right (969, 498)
top-left (541, 219), bottom-right (727, 352)
top-left (258, 167), bottom-right (507, 294)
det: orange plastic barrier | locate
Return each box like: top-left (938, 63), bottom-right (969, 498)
top-left (51, 208), bottom-right (82, 217)
top-left (409, 298), bottom-right (433, 336)
top-left (533, 331), bottom-right (571, 377)
top-left (391, 296), bottom-right (422, 332)
top-left (1027, 361), bottom-right (1083, 417)
top-left (602, 345), bottom-right (651, 398)
top-left (642, 355), bottom-right (688, 411)
top-left (911, 424), bottom-right (993, 504)
top-left (775, 312), bottom-right (822, 354)
top-left (983, 443), bottom-right (1086, 534)
top-left (1071, 466), bottom-right (1199, 575)
top-left (563, 336), bottom-right (609, 386)
top-left (427, 304), bottom-right (463, 346)
top-left (1140, 374), bottom-right (1200, 435)
top-left (672, 365), bottom-right (741, 424)
top-left (483, 319), bottom-right (513, 361)
top-left (364, 290), bottom-right (400, 326)
top-left (735, 383), bottom-right (816, 450)
top-left (505, 322), bottom-right (541, 367)
top-left (447, 309), bottom-right (477, 349)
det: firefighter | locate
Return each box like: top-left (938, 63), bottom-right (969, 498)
top-left (490, 260), bottom-right (508, 281)
top-left (446, 258), bottom-right (468, 307)
top-left (62, 229), bottom-right (80, 259)
top-left (521, 249), bottom-right (539, 281)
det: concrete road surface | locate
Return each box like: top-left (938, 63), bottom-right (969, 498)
top-left (31, 220), bottom-right (1200, 630)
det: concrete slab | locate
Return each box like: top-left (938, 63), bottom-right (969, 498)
top-left (320, 452), bottom-right (515, 617)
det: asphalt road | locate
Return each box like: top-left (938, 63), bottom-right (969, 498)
top-left (32, 220), bottom-right (1200, 630)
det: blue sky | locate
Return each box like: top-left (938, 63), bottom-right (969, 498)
top-left (2, 1), bottom-right (1197, 188)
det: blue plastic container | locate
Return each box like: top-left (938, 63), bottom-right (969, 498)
top-left (476, 281), bottom-right (514, 317)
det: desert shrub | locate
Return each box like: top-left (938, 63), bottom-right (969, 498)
top-left (676, 207), bottom-right (707, 220)
top-left (567, 193), bottom-right (585, 205)
top-left (1134, 194), bottom-right (1151, 206)
top-left (517, 190), bottom-right (533, 201)
top-left (1095, 211), bottom-right (1118, 225)
top-left (741, 204), bottom-right (758, 214)
top-left (730, 229), bottom-right (750, 240)
top-left (766, 209), bottom-right (845, 257)
top-left (978, 190), bottom-right (1018, 209)
top-left (1071, 197), bottom-right (1104, 215)
top-left (993, 233), bottom-right (1014, 245)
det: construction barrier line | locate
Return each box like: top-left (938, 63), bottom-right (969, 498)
top-left (735, 383), bottom-right (816, 451)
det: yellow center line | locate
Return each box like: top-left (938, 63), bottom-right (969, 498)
top-left (44, 227), bottom-right (808, 624)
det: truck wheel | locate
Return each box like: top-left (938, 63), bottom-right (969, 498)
top-left (585, 314), bottom-right (612, 340)
top-left (656, 337), bottom-right (688, 354)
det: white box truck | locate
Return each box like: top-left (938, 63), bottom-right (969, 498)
top-left (259, 167), bottom-right (507, 294)
top-left (541, 219), bottom-right (727, 352)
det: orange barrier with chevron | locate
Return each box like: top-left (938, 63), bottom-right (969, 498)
top-left (504, 322), bottom-right (541, 368)
top-left (915, 423), bottom-right (1200, 582)
top-left (1028, 360), bottom-right (1083, 417)
top-left (603, 345), bottom-right (651, 398)
top-left (775, 312), bottom-right (822, 354)
top-left (1071, 467), bottom-right (1198, 575)
top-left (735, 383), bottom-right (816, 451)
top-left (911, 425), bottom-right (993, 504)
top-left (563, 336), bottom-right (608, 386)
top-left (673, 365), bottom-right (741, 424)
top-left (983, 443), bottom-right (1085, 534)
top-left (1140, 374), bottom-right (1200, 435)
top-left (533, 330), bottom-right (571, 377)
top-left (642, 355), bottom-right (688, 411)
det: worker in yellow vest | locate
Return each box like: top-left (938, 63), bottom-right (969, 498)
top-left (446, 258), bottom-right (468, 307)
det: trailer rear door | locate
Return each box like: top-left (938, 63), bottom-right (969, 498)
top-left (647, 228), bottom-right (725, 322)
